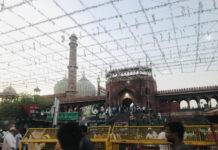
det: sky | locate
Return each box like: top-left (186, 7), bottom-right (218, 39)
top-left (0, 0), bottom-right (218, 95)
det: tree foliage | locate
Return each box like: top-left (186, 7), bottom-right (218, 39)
top-left (0, 94), bottom-right (52, 127)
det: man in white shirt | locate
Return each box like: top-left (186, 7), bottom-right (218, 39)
top-left (2, 126), bottom-right (16, 150)
top-left (146, 128), bottom-right (158, 149)
top-left (15, 131), bottom-right (22, 150)
top-left (146, 128), bottom-right (157, 139)
top-left (158, 130), bottom-right (169, 150)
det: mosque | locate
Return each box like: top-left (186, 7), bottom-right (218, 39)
top-left (40, 34), bottom-right (218, 124)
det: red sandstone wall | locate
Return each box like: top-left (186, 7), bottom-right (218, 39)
top-left (106, 75), bottom-right (158, 110)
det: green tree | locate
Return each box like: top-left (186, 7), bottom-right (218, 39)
top-left (0, 94), bottom-right (52, 128)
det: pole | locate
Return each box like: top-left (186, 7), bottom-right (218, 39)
top-left (52, 96), bottom-right (60, 127)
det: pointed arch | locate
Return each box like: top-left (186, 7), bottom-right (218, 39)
top-left (189, 99), bottom-right (198, 109)
top-left (180, 100), bottom-right (188, 109)
top-left (199, 99), bottom-right (207, 108)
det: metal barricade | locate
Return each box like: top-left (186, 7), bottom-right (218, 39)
top-left (20, 128), bottom-right (59, 150)
top-left (110, 126), bottom-right (169, 150)
top-left (184, 125), bottom-right (218, 147)
top-left (110, 125), bottom-right (218, 150)
top-left (88, 126), bottom-right (111, 150)
top-left (19, 125), bottom-right (218, 150)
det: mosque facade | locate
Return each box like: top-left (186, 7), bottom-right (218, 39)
top-left (40, 34), bottom-right (218, 123)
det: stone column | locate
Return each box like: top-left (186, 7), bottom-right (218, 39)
top-left (187, 99), bottom-right (190, 109)
top-left (66, 34), bottom-right (78, 100)
top-left (206, 96), bottom-right (212, 108)
top-left (196, 97), bottom-right (201, 109)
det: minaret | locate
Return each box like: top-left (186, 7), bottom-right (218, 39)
top-left (66, 34), bottom-right (78, 99)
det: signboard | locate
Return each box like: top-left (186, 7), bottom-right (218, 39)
top-left (47, 112), bottom-right (79, 121)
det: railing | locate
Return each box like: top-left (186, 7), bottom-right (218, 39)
top-left (158, 85), bottom-right (218, 94)
top-left (20, 128), bottom-right (58, 150)
top-left (19, 125), bottom-right (218, 150)
top-left (111, 126), bottom-right (167, 145)
top-left (88, 126), bottom-right (111, 150)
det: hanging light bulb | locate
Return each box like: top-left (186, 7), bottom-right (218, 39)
top-left (33, 42), bottom-right (36, 50)
top-left (84, 49), bottom-right (86, 56)
top-left (0, 0), bottom-right (4, 11)
top-left (168, 32), bottom-right (171, 42)
top-left (213, 0), bottom-right (217, 9)
top-left (152, 14), bottom-right (156, 24)
top-left (135, 18), bottom-right (138, 29)
top-left (22, 44), bottom-right (24, 51)
top-left (181, 6), bottom-right (185, 16)
top-left (186, 44), bottom-right (189, 52)
top-left (187, 6), bottom-right (190, 16)
top-left (199, 1), bottom-right (203, 12)
top-left (125, 40), bottom-right (127, 49)
top-left (206, 32), bottom-right (212, 41)
top-left (97, 26), bottom-right (99, 35)
top-left (160, 33), bottom-right (163, 40)
top-left (180, 30), bottom-right (183, 37)
top-left (119, 22), bottom-right (121, 30)
top-left (61, 35), bottom-right (65, 43)
top-left (153, 37), bottom-right (156, 47)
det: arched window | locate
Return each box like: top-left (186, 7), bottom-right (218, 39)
top-left (199, 99), bottom-right (207, 108)
top-left (180, 100), bottom-right (188, 109)
top-left (189, 100), bottom-right (198, 109)
top-left (210, 98), bottom-right (218, 108)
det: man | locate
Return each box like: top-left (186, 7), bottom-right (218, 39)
top-left (146, 128), bottom-right (157, 139)
top-left (15, 129), bottom-right (22, 150)
top-left (57, 122), bottom-right (83, 150)
top-left (146, 128), bottom-right (158, 149)
top-left (165, 122), bottom-right (190, 150)
top-left (2, 126), bottom-right (16, 150)
top-left (80, 125), bottom-right (93, 150)
top-left (57, 122), bottom-right (93, 150)
top-left (157, 129), bottom-right (169, 150)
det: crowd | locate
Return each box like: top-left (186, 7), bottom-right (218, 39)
top-left (0, 121), bottom-right (192, 150)
top-left (58, 103), bottom-right (168, 126)
top-left (56, 121), bottom-right (191, 150)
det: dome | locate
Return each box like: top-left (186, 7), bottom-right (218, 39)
top-left (2, 86), bottom-right (17, 95)
top-left (77, 74), bottom-right (96, 96)
top-left (54, 77), bottom-right (68, 94)
top-left (53, 74), bottom-right (96, 96)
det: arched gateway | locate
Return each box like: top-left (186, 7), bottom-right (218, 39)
top-left (118, 89), bottom-right (134, 108)
top-left (105, 66), bottom-right (157, 111)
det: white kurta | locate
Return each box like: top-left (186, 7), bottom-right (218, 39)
top-left (2, 132), bottom-right (16, 150)
top-left (157, 131), bottom-right (169, 150)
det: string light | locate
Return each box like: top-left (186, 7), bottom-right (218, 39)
top-left (0, 0), bottom-right (217, 93)
top-left (61, 35), bottom-right (65, 43)
top-left (0, 0), bottom-right (4, 11)
top-left (206, 32), bottom-right (212, 41)
top-left (135, 18), bottom-right (138, 29)
top-left (152, 14), bottom-right (156, 24)
top-left (213, 0), bottom-right (217, 9)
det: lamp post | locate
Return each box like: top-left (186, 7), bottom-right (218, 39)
top-left (33, 86), bottom-right (40, 103)
top-left (34, 86), bottom-right (41, 95)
